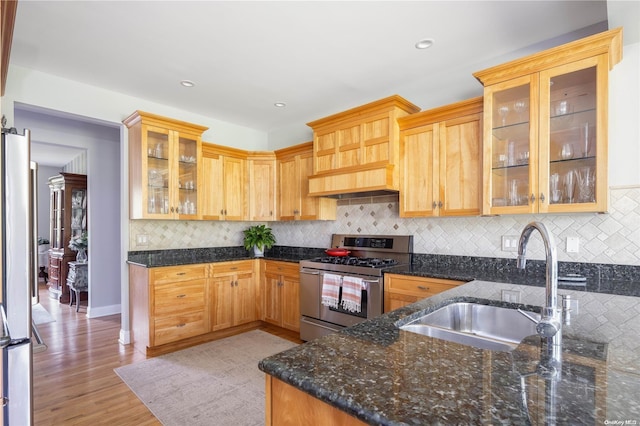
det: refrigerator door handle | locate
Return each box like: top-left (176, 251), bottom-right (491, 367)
top-left (1, 305), bottom-right (11, 348)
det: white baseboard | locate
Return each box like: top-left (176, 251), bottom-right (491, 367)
top-left (119, 329), bottom-right (131, 345)
top-left (87, 303), bottom-right (121, 318)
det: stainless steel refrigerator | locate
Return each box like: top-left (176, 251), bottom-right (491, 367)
top-left (1, 127), bottom-right (35, 425)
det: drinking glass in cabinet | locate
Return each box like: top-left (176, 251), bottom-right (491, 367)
top-left (581, 123), bottom-right (593, 157)
top-left (549, 173), bottom-right (562, 204)
top-left (513, 99), bottom-right (528, 122)
top-left (561, 143), bottom-right (574, 160)
top-left (576, 167), bottom-right (595, 203)
top-left (564, 171), bottom-right (576, 203)
top-left (498, 105), bottom-right (510, 127)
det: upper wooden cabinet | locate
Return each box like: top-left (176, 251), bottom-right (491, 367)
top-left (306, 95), bottom-right (420, 197)
top-left (275, 142), bottom-right (336, 221)
top-left (473, 28), bottom-right (622, 215)
top-left (124, 111), bottom-right (208, 220)
top-left (398, 97), bottom-right (483, 217)
top-left (248, 153), bottom-right (277, 221)
top-left (201, 143), bottom-right (248, 221)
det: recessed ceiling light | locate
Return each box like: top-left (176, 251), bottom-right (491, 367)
top-left (415, 38), bottom-right (435, 50)
top-left (180, 80), bottom-right (195, 87)
top-left (274, 102), bottom-right (286, 108)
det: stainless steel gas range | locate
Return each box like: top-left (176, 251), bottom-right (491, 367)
top-left (299, 234), bottom-right (413, 341)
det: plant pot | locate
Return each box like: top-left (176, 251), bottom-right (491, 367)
top-left (253, 246), bottom-right (264, 258)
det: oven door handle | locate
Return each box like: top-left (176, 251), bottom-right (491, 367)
top-left (300, 268), bottom-right (321, 275)
top-left (362, 278), bottom-right (380, 284)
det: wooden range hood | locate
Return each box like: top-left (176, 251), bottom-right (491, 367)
top-left (306, 95), bottom-right (420, 198)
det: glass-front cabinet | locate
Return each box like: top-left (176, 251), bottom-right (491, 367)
top-left (124, 111), bottom-right (208, 220)
top-left (48, 173), bottom-right (87, 303)
top-left (475, 28), bottom-right (622, 215)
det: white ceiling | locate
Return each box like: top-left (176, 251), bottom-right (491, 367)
top-left (8, 1), bottom-right (640, 166)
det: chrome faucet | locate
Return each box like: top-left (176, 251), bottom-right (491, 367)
top-left (517, 222), bottom-right (562, 339)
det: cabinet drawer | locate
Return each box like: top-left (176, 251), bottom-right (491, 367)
top-left (210, 260), bottom-right (254, 276)
top-left (153, 280), bottom-right (206, 316)
top-left (49, 264), bottom-right (60, 280)
top-left (151, 264), bottom-right (208, 285)
top-left (386, 275), bottom-right (463, 297)
top-left (153, 311), bottom-right (208, 346)
top-left (264, 261), bottom-right (298, 277)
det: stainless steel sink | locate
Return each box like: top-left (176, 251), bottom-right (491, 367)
top-left (399, 302), bottom-right (540, 351)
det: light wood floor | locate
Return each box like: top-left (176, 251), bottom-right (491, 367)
top-left (32, 283), bottom-right (301, 425)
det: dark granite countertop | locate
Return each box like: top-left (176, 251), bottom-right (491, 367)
top-left (126, 246), bottom-right (315, 267)
top-left (259, 280), bottom-right (640, 425)
top-left (127, 247), bottom-right (640, 297)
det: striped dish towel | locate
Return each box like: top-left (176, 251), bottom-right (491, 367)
top-left (341, 276), bottom-right (365, 313)
top-left (321, 273), bottom-right (341, 309)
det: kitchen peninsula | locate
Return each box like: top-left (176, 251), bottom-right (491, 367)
top-left (259, 278), bottom-right (640, 425)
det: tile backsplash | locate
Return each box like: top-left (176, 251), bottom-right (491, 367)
top-left (129, 186), bottom-right (640, 266)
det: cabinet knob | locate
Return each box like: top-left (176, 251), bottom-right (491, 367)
top-left (438, 201), bottom-right (443, 208)
top-left (539, 193), bottom-right (545, 203)
top-left (432, 202), bottom-right (437, 209)
top-left (220, 209), bottom-right (224, 215)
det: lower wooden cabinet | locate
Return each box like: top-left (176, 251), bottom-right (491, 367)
top-left (129, 259), bottom-right (259, 355)
top-left (384, 274), bottom-right (464, 312)
top-left (210, 260), bottom-right (258, 331)
top-left (262, 260), bottom-right (300, 332)
top-left (129, 263), bottom-right (210, 351)
top-left (265, 376), bottom-right (367, 426)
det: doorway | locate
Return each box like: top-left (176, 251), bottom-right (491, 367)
top-left (14, 103), bottom-right (122, 320)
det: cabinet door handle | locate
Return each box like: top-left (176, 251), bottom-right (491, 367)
top-left (176, 294), bottom-right (186, 298)
top-left (539, 193), bottom-right (545, 203)
top-left (176, 323), bottom-right (186, 328)
top-left (230, 267), bottom-right (238, 270)
top-left (432, 202), bottom-right (437, 209)
top-left (530, 193), bottom-right (536, 203)
top-left (176, 272), bottom-right (186, 276)
top-left (220, 209), bottom-right (224, 215)
top-left (438, 201), bottom-right (443, 208)
top-left (230, 281), bottom-right (234, 287)
top-left (417, 285), bottom-right (430, 291)
top-left (170, 206), bottom-right (175, 213)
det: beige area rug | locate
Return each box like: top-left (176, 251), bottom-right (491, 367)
top-left (32, 303), bottom-right (55, 325)
top-left (114, 330), bottom-right (297, 426)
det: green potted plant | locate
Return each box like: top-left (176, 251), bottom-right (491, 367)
top-left (243, 224), bottom-right (276, 257)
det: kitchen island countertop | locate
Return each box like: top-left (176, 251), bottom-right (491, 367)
top-left (259, 279), bottom-right (640, 425)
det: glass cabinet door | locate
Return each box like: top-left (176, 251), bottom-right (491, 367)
top-left (539, 56), bottom-right (604, 213)
top-left (70, 188), bottom-right (87, 238)
top-left (485, 75), bottom-right (536, 214)
top-left (177, 135), bottom-right (199, 218)
top-left (144, 127), bottom-right (171, 218)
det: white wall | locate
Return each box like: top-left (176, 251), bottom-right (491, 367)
top-left (608, 42), bottom-right (640, 186)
